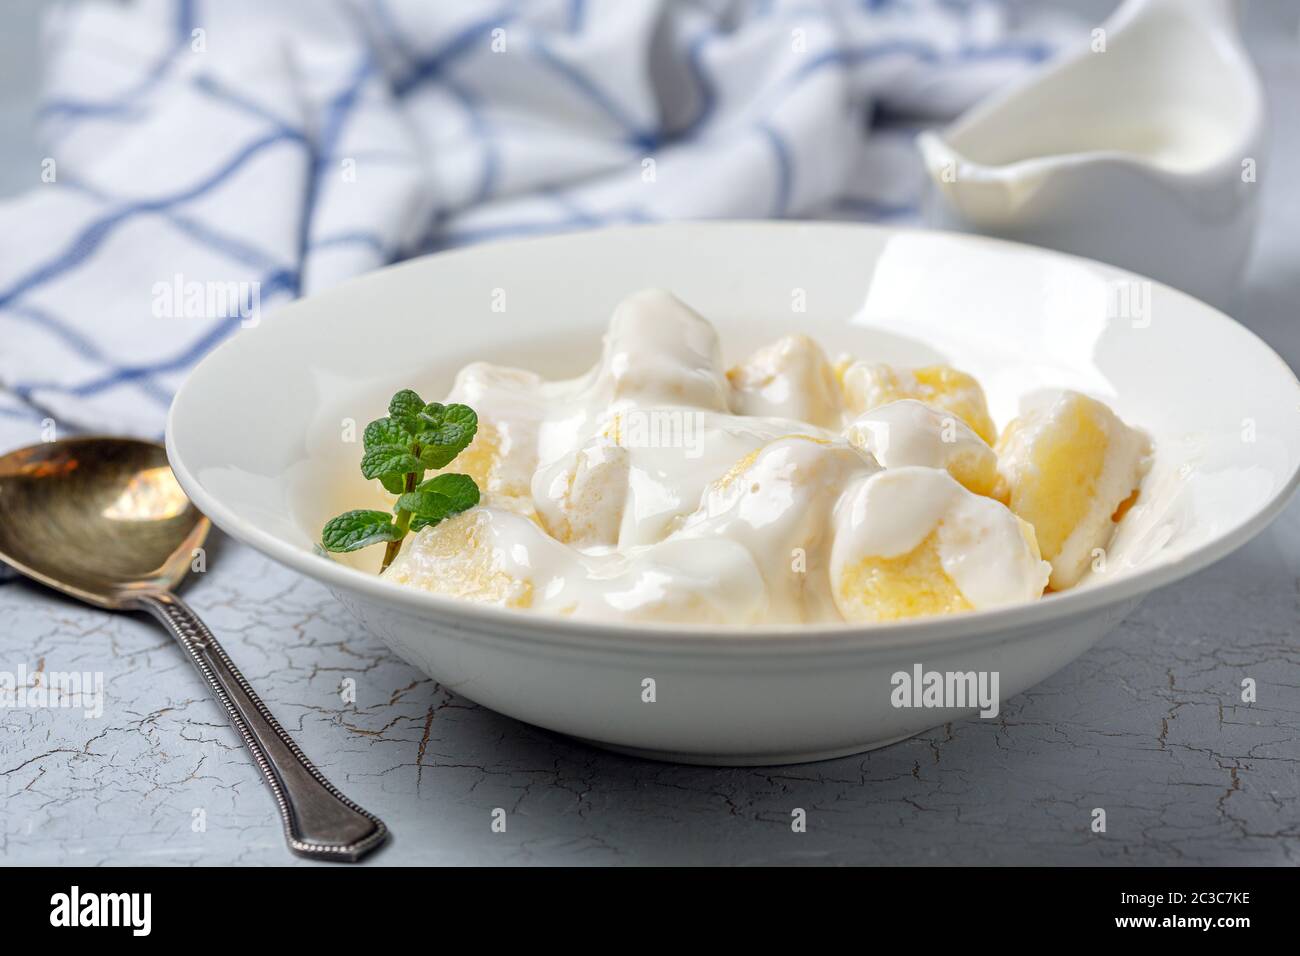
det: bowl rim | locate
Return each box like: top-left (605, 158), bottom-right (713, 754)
top-left (165, 220), bottom-right (1300, 654)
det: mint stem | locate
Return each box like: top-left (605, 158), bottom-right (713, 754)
top-left (380, 443), bottom-right (422, 572)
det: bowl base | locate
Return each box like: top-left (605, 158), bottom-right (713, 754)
top-left (567, 731), bottom-right (918, 766)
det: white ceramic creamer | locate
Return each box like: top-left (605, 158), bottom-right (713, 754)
top-left (918, 0), bottom-right (1264, 309)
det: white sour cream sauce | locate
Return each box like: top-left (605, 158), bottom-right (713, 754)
top-left (382, 289), bottom-right (1048, 625)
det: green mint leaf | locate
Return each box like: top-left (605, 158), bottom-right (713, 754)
top-left (417, 402), bottom-right (477, 444)
top-left (364, 416), bottom-right (410, 451)
top-left (360, 446), bottom-right (422, 481)
top-left (396, 473), bottom-right (480, 529)
top-left (379, 473), bottom-right (407, 495)
top-left (388, 389), bottom-right (426, 431)
top-left (321, 510), bottom-right (403, 552)
top-left (416, 403), bottom-right (478, 469)
top-left (417, 472), bottom-right (480, 511)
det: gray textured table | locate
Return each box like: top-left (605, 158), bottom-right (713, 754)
top-left (1, 3), bottom-right (1297, 866)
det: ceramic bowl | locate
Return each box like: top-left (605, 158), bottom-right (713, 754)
top-left (166, 222), bottom-right (1300, 765)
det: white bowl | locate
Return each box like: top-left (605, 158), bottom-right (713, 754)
top-left (166, 222), bottom-right (1300, 765)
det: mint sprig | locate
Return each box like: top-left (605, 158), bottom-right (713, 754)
top-left (321, 389), bottom-right (480, 571)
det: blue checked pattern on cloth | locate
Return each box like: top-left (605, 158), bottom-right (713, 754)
top-left (0, 0), bottom-right (1076, 441)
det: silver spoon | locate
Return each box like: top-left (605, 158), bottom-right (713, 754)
top-left (0, 436), bottom-right (388, 862)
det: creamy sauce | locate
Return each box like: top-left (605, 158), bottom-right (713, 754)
top-left (382, 290), bottom-right (1060, 624)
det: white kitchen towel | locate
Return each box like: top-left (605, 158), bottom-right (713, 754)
top-left (0, 0), bottom-right (1076, 439)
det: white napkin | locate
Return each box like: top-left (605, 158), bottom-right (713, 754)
top-left (0, 0), bottom-right (1075, 439)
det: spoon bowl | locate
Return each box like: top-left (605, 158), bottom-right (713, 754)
top-left (0, 437), bottom-right (207, 609)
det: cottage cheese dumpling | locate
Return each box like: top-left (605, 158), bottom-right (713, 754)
top-left (387, 435), bottom-right (882, 625)
top-left (441, 288), bottom-right (730, 510)
top-left (582, 288), bottom-right (731, 415)
top-left (844, 400), bottom-right (999, 498)
top-left (440, 363), bottom-right (546, 515)
top-left (840, 362), bottom-right (998, 445)
top-left (385, 506), bottom-right (771, 624)
top-left (831, 467), bottom-right (1050, 623)
top-left (531, 439), bottom-right (630, 547)
top-left (670, 435), bottom-right (880, 622)
top-left (727, 334), bottom-right (842, 429)
top-left (594, 408), bottom-right (832, 548)
top-left (382, 509), bottom-right (538, 609)
top-left (994, 390), bottom-right (1151, 590)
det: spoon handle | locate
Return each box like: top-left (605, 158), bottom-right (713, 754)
top-left (135, 591), bottom-right (388, 862)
